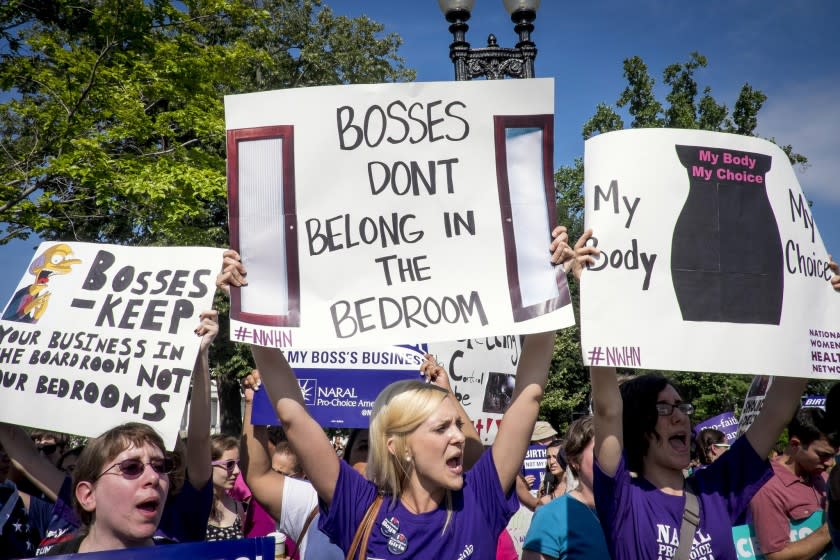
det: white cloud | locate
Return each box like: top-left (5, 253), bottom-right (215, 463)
top-left (757, 78), bottom-right (840, 204)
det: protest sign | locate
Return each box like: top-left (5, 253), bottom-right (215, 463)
top-left (737, 376), bottom-right (773, 438)
top-left (506, 506), bottom-right (534, 558)
top-left (224, 78), bottom-right (574, 349)
top-left (0, 242), bottom-right (221, 448)
top-left (427, 335), bottom-right (523, 444)
top-left (36, 536), bottom-right (274, 560)
top-left (801, 395), bottom-right (826, 409)
top-left (521, 444), bottom-right (549, 492)
top-left (581, 129), bottom-right (840, 379)
top-left (250, 336), bottom-right (522, 443)
top-left (732, 512), bottom-right (840, 560)
top-left (694, 412), bottom-right (739, 444)
top-left (251, 345), bottom-right (424, 427)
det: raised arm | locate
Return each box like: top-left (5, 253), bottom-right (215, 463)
top-left (489, 226), bottom-right (584, 490)
top-left (491, 330), bottom-right (555, 494)
top-left (589, 366), bottom-right (623, 476)
top-left (250, 345), bottom-right (340, 505)
top-left (239, 370), bottom-right (285, 522)
top-left (217, 249), bottom-right (340, 504)
top-left (0, 424), bottom-right (65, 501)
top-left (419, 354), bottom-right (483, 470)
top-left (183, 310), bottom-right (216, 489)
top-left (566, 229), bottom-right (624, 475)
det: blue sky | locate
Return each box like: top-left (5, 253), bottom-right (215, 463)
top-left (2, 0), bottom-right (838, 300)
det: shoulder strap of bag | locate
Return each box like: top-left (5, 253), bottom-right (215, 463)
top-left (297, 505), bottom-right (320, 546)
top-left (675, 479), bottom-right (701, 560)
top-left (345, 495), bottom-right (383, 560)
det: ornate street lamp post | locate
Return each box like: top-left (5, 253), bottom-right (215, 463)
top-left (438, 0), bottom-right (541, 81)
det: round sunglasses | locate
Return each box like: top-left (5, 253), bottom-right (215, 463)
top-left (212, 459), bottom-right (240, 474)
top-left (97, 457), bottom-right (174, 480)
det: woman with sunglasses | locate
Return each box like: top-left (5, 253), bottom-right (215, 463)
top-left (207, 435), bottom-right (245, 541)
top-left (44, 422), bottom-right (174, 554)
top-left (695, 428), bottom-right (729, 468)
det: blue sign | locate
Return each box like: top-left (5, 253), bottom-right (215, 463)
top-left (802, 395), bottom-right (827, 409)
top-left (252, 368), bottom-right (422, 428)
top-left (521, 444), bottom-right (548, 491)
top-left (694, 412), bottom-right (739, 443)
top-left (35, 536), bottom-right (274, 560)
top-left (732, 512), bottom-right (840, 559)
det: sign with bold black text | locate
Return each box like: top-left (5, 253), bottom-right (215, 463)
top-left (0, 242), bottom-right (222, 448)
top-left (224, 79), bottom-right (573, 348)
top-left (581, 130), bottom-right (839, 379)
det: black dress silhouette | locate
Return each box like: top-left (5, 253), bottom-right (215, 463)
top-left (671, 145), bottom-right (783, 324)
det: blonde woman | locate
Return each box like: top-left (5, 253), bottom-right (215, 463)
top-left (218, 228), bottom-right (571, 559)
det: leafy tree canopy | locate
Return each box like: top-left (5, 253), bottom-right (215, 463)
top-left (0, 0), bottom-right (413, 434)
top-left (0, 0), bottom-right (413, 248)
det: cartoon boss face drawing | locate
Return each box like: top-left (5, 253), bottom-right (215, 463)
top-left (3, 244), bottom-right (82, 323)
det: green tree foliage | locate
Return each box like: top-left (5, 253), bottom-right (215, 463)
top-left (0, 0), bottom-right (413, 247)
top-left (0, 0), bottom-right (413, 434)
top-left (546, 53), bottom-right (811, 431)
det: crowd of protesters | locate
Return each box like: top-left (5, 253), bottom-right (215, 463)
top-left (1, 226), bottom-right (839, 560)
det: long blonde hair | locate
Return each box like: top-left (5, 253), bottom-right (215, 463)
top-left (368, 380), bottom-right (450, 499)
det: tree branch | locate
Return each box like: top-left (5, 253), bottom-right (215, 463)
top-left (141, 138), bottom-right (199, 157)
top-left (0, 180), bottom-right (40, 214)
top-left (0, 226), bottom-right (29, 245)
top-left (66, 39), bottom-right (116, 126)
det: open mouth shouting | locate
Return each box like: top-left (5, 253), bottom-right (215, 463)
top-left (667, 431), bottom-right (689, 455)
top-left (135, 496), bottom-right (163, 521)
top-left (446, 453), bottom-right (463, 476)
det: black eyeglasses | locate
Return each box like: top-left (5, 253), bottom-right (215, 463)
top-left (212, 459), bottom-right (239, 474)
top-left (97, 457), bottom-right (174, 480)
top-left (655, 402), bottom-right (694, 416)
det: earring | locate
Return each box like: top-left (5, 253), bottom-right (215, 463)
top-left (405, 455), bottom-right (412, 462)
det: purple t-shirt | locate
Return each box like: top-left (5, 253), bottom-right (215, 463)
top-left (319, 449), bottom-right (519, 559)
top-left (594, 436), bottom-right (772, 560)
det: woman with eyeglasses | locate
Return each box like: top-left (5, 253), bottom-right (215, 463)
top-left (571, 227), bottom-right (826, 560)
top-left (44, 422), bottom-right (174, 555)
top-left (590, 367), bottom-right (808, 560)
top-left (206, 434), bottom-right (245, 541)
top-left (590, 367), bottom-right (807, 560)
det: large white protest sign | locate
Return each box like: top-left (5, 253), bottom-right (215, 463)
top-left (224, 78), bottom-right (573, 349)
top-left (581, 129), bottom-right (839, 379)
top-left (0, 242), bottom-right (222, 448)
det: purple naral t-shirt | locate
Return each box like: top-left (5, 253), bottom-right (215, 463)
top-left (595, 436), bottom-right (772, 560)
top-left (319, 449), bottom-right (519, 559)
